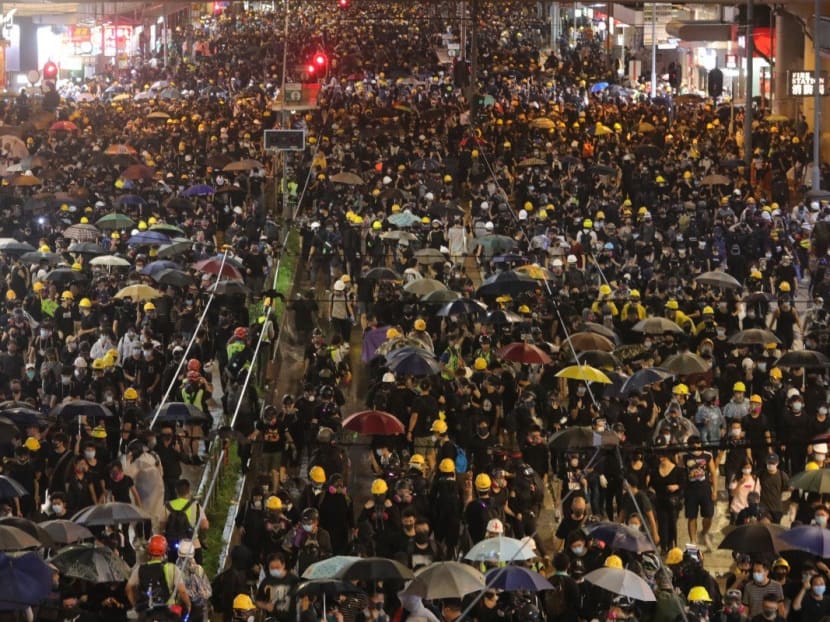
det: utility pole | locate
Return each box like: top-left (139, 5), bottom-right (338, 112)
top-left (650, 2), bottom-right (657, 99)
top-left (468, 0), bottom-right (478, 119)
top-left (812, 0), bottom-right (822, 191)
top-left (744, 0), bottom-right (754, 169)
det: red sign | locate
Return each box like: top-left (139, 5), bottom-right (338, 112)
top-left (102, 25), bottom-right (131, 57)
top-left (68, 26), bottom-right (92, 44)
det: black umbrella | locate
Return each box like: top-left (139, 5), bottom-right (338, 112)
top-left (0, 518), bottom-right (53, 548)
top-left (728, 329), bottom-right (781, 346)
top-left (583, 522), bottom-right (655, 553)
top-left (476, 271), bottom-right (538, 297)
top-left (39, 520), bottom-right (93, 545)
top-left (619, 367), bottom-right (675, 396)
top-left (363, 267), bottom-right (401, 281)
top-left (150, 402), bottom-right (210, 425)
top-left (0, 526), bottom-right (41, 551)
top-left (436, 299), bottom-right (487, 317)
top-left (72, 502), bottom-right (150, 526)
top-left (154, 268), bottom-right (194, 288)
top-left (335, 557), bottom-right (414, 581)
top-left (214, 280), bottom-right (251, 297)
top-left (0, 476), bottom-right (28, 500)
top-left (718, 523), bottom-right (786, 553)
top-left (774, 350), bottom-right (830, 369)
top-left (45, 268), bottom-right (87, 285)
top-left (67, 243), bottom-right (105, 256)
top-left (49, 544), bottom-right (131, 583)
top-left (0, 241), bottom-right (36, 255)
top-left (632, 144), bottom-right (662, 159)
top-left (296, 579), bottom-right (365, 598)
top-left (549, 427), bottom-right (619, 450)
top-left (0, 418), bottom-right (19, 444)
top-left (421, 289), bottom-right (461, 304)
top-left (410, 158), bottom-right (441, 172)
top-left (0, 407), bottom-right (47, 429)
top-left (49, 401), bottom-right (113, 420)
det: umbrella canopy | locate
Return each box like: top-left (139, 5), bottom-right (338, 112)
top-left (579, 322), bottom-right (621, 343)
top-left (464, 536), bottom-right (537, 562)
top-left (437, 299), bottom-right (487, 317)
top-left (0, 476), bottom-right (27, 500)
top-left (192, 258), bottom-right (244, 280)
top-left (789, 468), bottom-right (830, 493)
top-left (121, 164), bottom-right (155, 182)
top-left (0, 240), bottom-right (35, 254)
top-left (414, 248), bottom-right (447, 265)
top-left (555, 364), bottom-right (612, 384)
top-left (295, 579), bottom-right (364, 598)
top-left (46, 268), bottom-right (87, 285)
top-left (336, 557), bottom-right (414, 581)
top-left (619, 367), bottom-right (674, 395)
top-left (19, 251), bottom-right (61, 266)
top-left (141, 259), bottom-right (180, 276)
top-left (485, 566), bottom-right (553, 592)
top-left (777, 525), bottom-right (830, 557)
top-left (583, 568), bottom-right (655, 602)
top-left (0, 526), bottom-right (40, 551)
top-left (473, 235), bottom-right (518, 256)
top-left (694, 271), bottom-right (742, 290)
top-left (583, 522), bottom-right (655, 553)
top-left (402, 562), bottom-right (486, 599)
top-left (410, 158), bottom-right (441, 172)
top-left (403, 279), bottom-right (447, 296)
top-left (114, 284), bottom-right (162, 302)
top-left (116, 194), bottom-right (147, 207)
top-left (0, 552), bottom-right (53, 610)
top-left (49, 544), bottom-right (131, 583)
top-left (150, 402), bottom-right (209, 425)
top-left (388, 212), bottom-right (422, 227)
top-left (0, 518), bottom-right (53, 548)
top-left (549, 426), bottom-right (620, 450)
top-left (363, 267), bottom-right (401, 281)
top-left (39, 520), bottom-right (93, 545)
top-left (329, 172), bottom-right (364, 185)
top-left (515, 264), bottom-right (556, 280)
top-left (72, 502), bottom-right (150, 526)
top-left (499, 342), bottom-right (552, 365)
top-left (150, 224), bottom-right (186, 237)
top-left (661, 352), bottom-right (711, 375)
top-left (380, 231), bottom-right (418, 242)
top-left (67, 242), bottom-right (105, 256)
top-left (486, 309), bottom-right (524, 325)
top-left (718, 523), bottom-right (786, 553)
top-left (568, 350), bottom-right (621, 370)
top-left (0, 406), bottom-right (47, 429)
top-left (700, 174), bottom-right (731, 186)
top-left (49, 400), bottom-right (113, 420)
top-left (96, 213), bottom-right (135, 230)
top-left (774, 350), bottom-right (830, 369)
top-left (569, 332), bottom-right (615, 352)
top-left (154, 269), bottom-right (194, 288)
top-left (386, 350), bottom-right (441, 376)
top-left (728, 329), bottom-right (781, 345)
top-left (302, 556), bottom-right (363, 579)
top-left (223, 159), bottom-right (264, 172)
top-left (157, 239), bottom-right (194, 259)
top-left (213, 280), bottom-right (251, 297)
top-left (181, 184), bottom-right (214, 197)
top-left (342, 410), bottom-right (405, 435)
top-left (422, 289), bottom-right (462, 304)
top-left (633, 317), bottom-right (684, 335)
top-left (128, 231), bottom-right (172, 247)
top-left (476, 271), bottom-right (538, 297)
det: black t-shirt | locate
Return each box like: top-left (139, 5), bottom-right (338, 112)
top-left (256, 574), bottom-right (299, 622)
top-left (108, 473), bottom-right (135, 503)
top-left (410, 394), bottom-right (438, 436)
top-left (257, 418), bottom-right (287, 453)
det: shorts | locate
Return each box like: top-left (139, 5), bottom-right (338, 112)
top-left (413, 436), bottom-right (433, 458)
top-left (684, 484), bottom-right (714, 519)
top-left (262, 451), bottom-right (283, 474)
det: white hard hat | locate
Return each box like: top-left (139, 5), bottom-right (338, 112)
top-left (310, 221), bottom-right (320, 230)
top-left (787, 388), bottom-right (801, 399)
top-left (518, 209), bottom-right (528, 221)
top-left (485, 221), bottom-right (494, 231)
top-left (382, 176), bottom-right (392, 185)
top-left (177, 539), bottom-right (195, 558)
top-left (815, 443), bottom-right (828, 454)
top-left (552, 258), bottom-right (563, 267)
top-left (382, 372), bottom-right (396, 383)
top-left (334, 280), bottom-right (346, 291)
top-left (74, 357), bottom-right (88, 368)
top-left (567, 254), bottom-right (577, 264)
top-left (486, 519), bottom-right (504, 534)
top-left (424, 192), bottom-right (434, 201)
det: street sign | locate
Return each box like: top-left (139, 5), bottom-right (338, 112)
top-left (447, 42), bottom-right (460, 58)
top-left (264, 129), bottom-right (306, 151)
top-left (788, 71), bottom-right (828, 97)
top-left (284, 82), bottom-right (302, 103)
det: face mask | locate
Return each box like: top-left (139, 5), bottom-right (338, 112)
top-left (742, 468), bottom-right (752, 475)
top-left (628, 522), bottom-right (642, 530)
top-left (25, 371), bottom-right (34, 379)
top-left (414, 532), bottom-right (430, 544)
top-left (270, 569), bottom-right (285, 578)
top-left (816, 516), bottom-right (828, 527)
top-left (252, 501), bottom-right (262, 510)
top-left (84, 450), bottom-right (95, 460)
top-left (763, 608), bottom-right (777, 619)
top-left (815, 586), bottom-right (826, 597)
top-left (757, 361), bottom-right (767, 372)
top-left (753, 572), bottom-right (766, 584)
top-left (52, 504), bottom-right (65, 515)
top-left (40, 329), bottom-right (49, 338)
top-left (767, 465), bottom-right (777, 472)
top-left (576, 387), bottom-right (586, 396)
top-left (821, 407), bottom-right (828, 416)
top-left (793, 402), bottom-right (803, 412)
top-left (644, 340), bottom-right (653, 348)
top-left (143, 350), bottom-right (152, 358)
top-left (571, 545), bottom-right (585, 556)
top-left (302, 523), bottom-right (313, 533)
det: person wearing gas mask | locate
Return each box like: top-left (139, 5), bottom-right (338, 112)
top-left (310, 427), bottom-right (349, 482)
top-left (256, 552), bottom-right (298, 622)
top-left (318, 473), bottom-right (354, 555)
top-left (235, 486), bottom-right (266, 552)
top-left (290, 507), bottom-right (332, 576)
top-left (299, 466), bottom-right (327, 510)
top-left (262, 496), bottom-right (292, 562)
top-left (428, 458), bottom-right (463, 556)
top-left (357, 478), bottom-right (399, 557)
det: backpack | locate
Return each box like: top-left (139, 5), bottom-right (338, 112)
top-left (181, 564), bottom-right (212, 606)
top-left (137, 562), bottom-right (173, 611)
top-left (545, 576), bottom-right (568, 617)
top-left (165, 500), bottom-right (195, 542)
top-left (454, 446), bottom-right (468, 473)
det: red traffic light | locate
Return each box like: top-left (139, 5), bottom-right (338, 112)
top-left (307, 64), bottom-right (316, 75)
top-left (338, 0), bottom-right (348, 7)
top-left (43, 61), bottom-right (58, 81)
top-left (314, 53), bottom-right (327, 67)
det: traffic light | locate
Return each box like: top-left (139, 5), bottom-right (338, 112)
top-left (708, 68), bottom-right (724, 98)
top-left (338, 0), bottom-right (348, 7)
top-left (43, 60), bottom-right (58, 81)
top-left (313, 53), bottom-right (327, 69)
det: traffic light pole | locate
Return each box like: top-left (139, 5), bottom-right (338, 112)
top-left (812, 0), bottom-right (822, 192)
top-left (743, 0), bottom-right (754, 170)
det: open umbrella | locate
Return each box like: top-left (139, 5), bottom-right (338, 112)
top-left (473, 235), bottom-right (518, 256)
top-left (633, 317), bottom-right (684, 335)
top-left (789, 468), bottom-right (830, 493)
top-left (114, 284), bottom-right (162, 302)
top-left (223, 159), bottom-right (264, 172)
top-left (555, 364), bottom-right (612, 384)
top-left (192, 258), bottom-right (244, 280)
top-left (499, 342), bottom-right (552, 365)
top-left (150, 402), bottom-right (209, 425)
top-left (695, 271), bottom-right (742, 290)
top-left (661, 352), bottom-right (711, 375)
top-left (0, 518), bottom-right (53, 548)
top-left (296, 579), bottom-right (364, 598)
top-left (380, 230), bottom-right (418, 242)
top-left (583, 522), bottom-right (655, 553)
top-left (422, 289), bottom-right (461, 304)
top-left (579, 322), bottom-right (621, 343)
top-left (49, 401), bottom-right (113, 420)
top-left (68, 242), bottom-right (105, 256)
top-left (402, 562), bottom-right (485, 599)
top-left (158, 239), bottom-right (194, 258)
top-left (414, 248), bottom-right (447, 265)
top-left (718, 523), bottom-right (786, 553)
top-left (154, 269), bottom-right (194, 288)
top-left (213, 280), bottom-right (251, 296)
top-left (388, 212), bottom-right (422, 227)
top-left (633, 144), bottom-right (662, 159)
top-left (403, 279), bottom-right (447, 296)
top-left (619, 367), bottom-right (674, 395)
top-left (39, 520), bottom-right (93, 545)
top-left (436, 299), bottom-right (486, 317)
top-left (0, 476), bottom-right (28, 500)
top-left (568, 350), bottom-right (621, 370)
top-left (728, 329), bottom-right (781, 346)
top-left (46, 268), bottom-right (87, 285)
top-left (515, 264), bottom-right (556, 280)
top-left (302, 556), bottom-right (362, 579)
top-left (486, 309), bottom-right (524, 324)
top-left (50, 121), bottom-right (78, 132)
top-left (181, 184), bottom-right (214, 197)
top-left (583, 568), bottom-right (655, 602)
top-left (0, 526), bottom-right (40, 551)
top-left (700, 174), bottom-right (731, 186)
top-left (549, 426), bottom-right (619, 450)
top-left (0, 240), bottom-right (35, 254)
top-left (386, 350), bottom-right (441, 376)
top-left (116, 194), bottom-right (147, 207)
top-left (63, 224), bottom-right (101, 243)
top-left (342, 410), bottom-right (404, 435)
top-left (128, 231), bottom-right (172, 247)
top-left (777, 525), bottom-right (830, 557)
top-left (570, 332), bottom-right (615, 352)
top-left (0, 406), bottom-right (47, 429)
top-left (464, 536), bottom-right (536, 562)
top-left (96, 213), bottom-right (135, 230)
top-left (476, 271), bottom-right (538, 297)
top-left (485, 566), bottom-right (553, 592)
top-left (121, 164), bottom-right (155, 181)
top-left (0, 551), bottom-right (52, 610)
top-left (410, 158), bottom-right (441, 172)
top-left (72, 502), bottom-right (150, 526)
top-left (364, 267), bottom-right (401, 281)
top-left (336, 557), bottom-right (414, 581)
top-left (49, 544), bottom-right (131, 583)
top-left (19, 251), bottom-right (60, 266)
top-left (329, 172), bottom-right (364, 185)
top-left (774, 350), bottom-right (830, 369)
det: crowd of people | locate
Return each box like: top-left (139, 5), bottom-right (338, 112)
top-left (0, 2), bottom-right (827, 622)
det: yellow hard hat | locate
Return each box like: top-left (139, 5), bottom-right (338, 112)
top-left (702, 306), bottom-right (714, 315)
top-left (23, 437), bottom-right (40, 452)
top-left (665, 547), bottom-right (684, 565)
top-left (144, 302), bottom-right (156, 311)
top-left (372, 221), bottom-right (382, 230)
top-left (80, 216), bottom-right (89, 224)
top-left (806, 461), bottom-right (821, 471)
top-left (309, 466), bottom-right (326, 484)
top-left (91, 358), bottom-right (105, 370)
top-left (148, 216), bottom-right (158, 225)
top-left (779, 282), bottom-right (791, 292)
top-left (111, 232), bottom-right (120, 240)
top-left (630, 290), bottom-right (640, 298)
top-left (71, 262), bottom-right (82, 271)
top-left (770, 367), bottom-right (783, 380)
top-left (409, 454), bottom-right (425, 466)
top-left (583, 218), bottom-right (593, 228)
top-left (750, 394), bottom-right (763, 404)
top-left (599, 284), bottom-right (612, 296)
top-left (596, 211), bottom-right (605, 220)
top-left (475, 473), bottom-right (492, 491)
top-left (439, 458), bottom-right (455, 473)
top-left (431, 419), bottom-right (448, 434)
top-left (673, 383), bottom-right (690, 396)
top-left (4, 290), bottom-right (14, 301)
top-left (524, 201), bottom-right (533, 211)
top-left (665, 299), bottom-right (679, 310)
top-left (733, 381), bottom-right (746, 392)
top-left (390, 203), bottom-right (401, 213)
top-left (137, 221), bottom-right (147, 231)
top-left (123, 387), bottom-right (139, 400)
top-left (32, 281), bottom-right (44, 293)
top-left (537, 209), bottom-right (548, 220)
top-left (683, 171), bottom-right (693, 180)
top-left (750, 270), bottom-right (763, 279)
top-left (265, 495), bottom-right (283, 511)
top-left (474, 357), bottom-right (488, 371)
top-left (79, 298), bottom-right (92, 308)
top-left (773, 557), bottom-right (790, 570)
top-left (688, 587), bottom-right (713, 603)
top-left (443, 175), bottom-right (452, 183)
top-left (233, 595), bottom-right (255, 611)
top-left (638, 206), bottom-right (648, 215)
top-left (61, 291), bottom-right (74, 300)
top-left (90, 425), bottom-right (107, 438)
top-left (655, 175), bottom-right (666, 184)
top-left (605, 555), bottom-right (624, 569)
top-left (414, 319), bottom-right (426, 331)
top-left (518, 304), bottom-right (531, 314)
top-left (421, 216), bottom-right (431, 224)
top-left (371, 478), bottom-right (389, 495)
top-left (386, 328), bottom-right (400, 340)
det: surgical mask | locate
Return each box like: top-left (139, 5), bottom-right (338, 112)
top-left (767, 464), bottom-right (777, 472)
top-left (571, 545), bottom-right (585, 556)
top-left (302, 523), bottom-right (313, 533)
top-left (40, 329), bottom-right (50, 338)
top-left (815, 586), bottom-right (826, 597)
top-left (753, 572), bottom-right (766, 583)
top-left (643, 340), bottom-right (653, 348)
top-left (576, 387), bottom-right (586, 396)
top-left (143, 350), bottom-right (152, 358)
top-left (84, 450), bottom-right (95, 460)
top-left (763, 608), bottom-right (777, 619)
top-left (793, 402), bottom-right (803, 412)
top-left (52, 504), bottom-right (64, 515)
top-left (757, 361), bottom-right (767, 372)
top-left (270, 569), bottom-right (285, 578)
top-left (252, 501), bottom-right (262, 510)
top-left (25, 371), bottom-right (35, 379)
top-left (816, 515), bottom-right (828, 527)
top-left (820, 407), bottom-right (828, 416)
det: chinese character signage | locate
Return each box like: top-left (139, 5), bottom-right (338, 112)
top-left (788, 71), bottom-right (827, 97)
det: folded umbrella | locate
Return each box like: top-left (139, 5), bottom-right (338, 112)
top-left (402, 562), bottom-right (485, 599)
top-left (485, 566), bottom-right (553, 592)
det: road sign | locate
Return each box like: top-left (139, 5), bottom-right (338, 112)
top-left (264, 129), bottom-right (306, 151)
top-left (447, 42), bottom-right (460, 58)
top-left (284, 82), bottom-right (302, 103)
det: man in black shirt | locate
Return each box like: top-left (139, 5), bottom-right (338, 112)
top-left (408, 380), bottom-right (438, 469)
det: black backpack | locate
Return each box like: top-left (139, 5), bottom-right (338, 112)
top-left (164, 500), bottom-right (195, 542)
